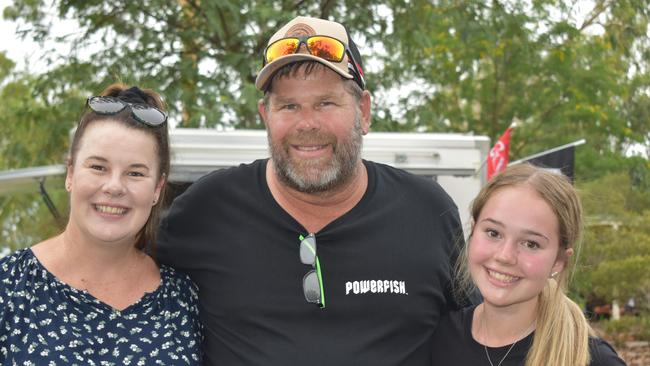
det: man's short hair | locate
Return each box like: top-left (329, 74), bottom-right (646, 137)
top-left (262, 61), bottom-right (363, 111)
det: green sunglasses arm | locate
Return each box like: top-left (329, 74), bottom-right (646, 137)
top-left (315, 257), bottom-right (326, 309)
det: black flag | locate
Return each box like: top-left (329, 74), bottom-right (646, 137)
top-left (524, 145), bottom-right (576, 183)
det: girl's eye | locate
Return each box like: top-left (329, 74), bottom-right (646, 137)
top-left (281, 104), bottom-right (297, 110)
top-left (522, 240), bottom-right (540, 250)
top-left (486, 229), bottom-right (500, 239)
top-left (90, 165), bottom-right (105, 171)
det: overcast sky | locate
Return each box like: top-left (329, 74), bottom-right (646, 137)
top-left (0, 0), bottom-right (79, 73)
top-left (0, 0), bottom-right (25, 67)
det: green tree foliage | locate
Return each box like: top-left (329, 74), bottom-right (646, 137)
top-left (574, 172), bottom-right (650, 311)
top-left (0, 52), bottom-right (78, 250)
top-left (3, 0), bottom-right (382, 128)
top-left (378, 1), bottom-right (650, 162)
top-left (4, 0), bottom-right (650, 156)
top-left (4, 0), bottom-right (647, 162)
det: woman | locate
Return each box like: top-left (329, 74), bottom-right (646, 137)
top-left (0, 84), bottom-right (202, 363)
top-left (431, 164), bottom-right (626, 366)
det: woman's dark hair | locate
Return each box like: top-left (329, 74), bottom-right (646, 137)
top-left (69, 83), bottom-right (170, 251)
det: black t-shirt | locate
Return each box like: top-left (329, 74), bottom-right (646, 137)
top-left (158, 159), bottom-right (464, 365)
top-left (431, 306), bottom-right (627, 366)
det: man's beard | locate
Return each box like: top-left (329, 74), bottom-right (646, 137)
top-left (268, 113), bottom-right (363, 194)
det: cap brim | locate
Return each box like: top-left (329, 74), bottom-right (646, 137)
top-left (255, 54), bottom-right (354, 91)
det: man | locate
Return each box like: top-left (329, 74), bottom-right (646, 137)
top-left (158, 16), bottom-right (464, 365)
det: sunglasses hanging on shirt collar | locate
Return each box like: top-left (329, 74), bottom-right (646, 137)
top-left (299, 233), bottom-right (326, 309)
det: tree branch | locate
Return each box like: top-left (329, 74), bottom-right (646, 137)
top-left (579, 0), bottom-right (609, 32)
top-left (320, 0), bottom-right (336, 19)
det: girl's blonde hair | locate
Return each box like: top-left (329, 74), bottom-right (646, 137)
top-left (455, 163), bottom-right (593, 366)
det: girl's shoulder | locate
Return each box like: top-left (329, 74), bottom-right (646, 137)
top-left (589, 337), bottom-right (628, 366)
top-left (433, 305), bottom-right (476, 339)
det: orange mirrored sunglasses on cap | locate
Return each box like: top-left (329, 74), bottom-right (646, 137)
top-left (264, 35), bottom-right (346, 65)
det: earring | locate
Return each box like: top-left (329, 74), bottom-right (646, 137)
top-left (66, 183), bottom-right (71, 191)
top-left (550, 271), bottom-right (559, 278)
top-left (152, 199), bottom-right (158, 205)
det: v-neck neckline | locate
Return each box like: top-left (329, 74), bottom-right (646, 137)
top-left (27, 248), bottom-right (164, 314)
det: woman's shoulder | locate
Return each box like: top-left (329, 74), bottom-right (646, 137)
top-left (158, 264), bottom-right (199, 300)
top-left (0, 248), bottom-right (46, 312)
top-left (589, 337), bottom-right (628, 366)
top-left (0, 247), bottom-right (37, 279)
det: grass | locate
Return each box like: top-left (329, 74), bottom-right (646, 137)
top-left (593, 315), bottom-right (650, 348)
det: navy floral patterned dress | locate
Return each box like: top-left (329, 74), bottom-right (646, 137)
top-left (0, 248), bottom-right (202, 365)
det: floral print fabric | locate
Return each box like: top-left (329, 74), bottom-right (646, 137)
top-left (0, 249), bottom-right (202, 365)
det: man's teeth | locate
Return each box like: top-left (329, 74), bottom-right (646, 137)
top-left (298, 145), bottom-right (324, 151)
top-left (95, 205), bottom-right (127, 215)
top-left (488, 269), bottom-right (519, 283)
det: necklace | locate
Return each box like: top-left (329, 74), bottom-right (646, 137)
top-left (484, 341), bottom-right (517, 366)
top-left (479, 305), bottom-right (534, 366)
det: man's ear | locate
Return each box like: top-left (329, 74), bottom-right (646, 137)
top-left (359, 90), bottom-right (371, 135)
top-left (258, 99), bottom-right (269, 128)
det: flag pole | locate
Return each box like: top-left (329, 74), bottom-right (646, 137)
top-left (509, 139), bottom-right (586, 165)
top-left (474, 153), bottom-right (488, 177)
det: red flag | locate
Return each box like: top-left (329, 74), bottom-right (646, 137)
top-left (487, 127), bottom-right (513, 180)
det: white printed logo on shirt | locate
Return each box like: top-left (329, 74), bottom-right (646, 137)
top-left (345, 280), bottom-right (408, 295)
